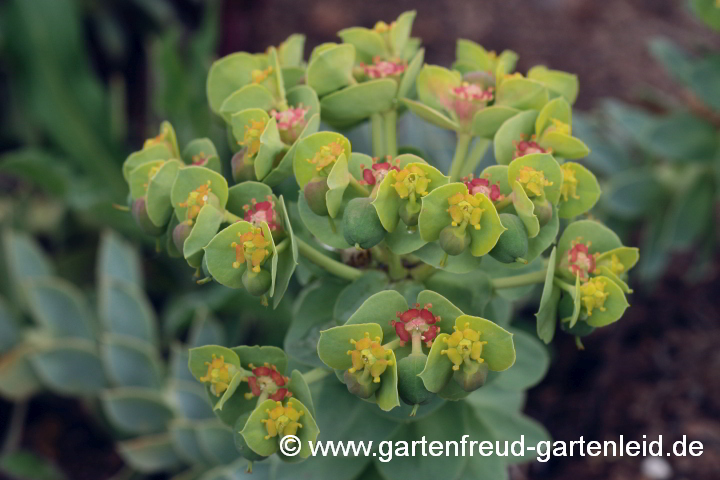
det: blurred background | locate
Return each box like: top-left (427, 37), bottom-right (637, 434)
top-left (1, 0), bottom-right (719, 479)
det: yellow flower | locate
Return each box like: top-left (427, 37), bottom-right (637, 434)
top-left (261, 400), bottom-right (304, 439)
top-left (579, 277), bottom-right (609, 316)
top-left (446, 192), bottom-right (484, 231)
top-left (560, 164), bottom-right (579, 202)
top-left (309, 141), bottom-right (345, 171)
top-left (178, 181), bottom-right (213, 224)
top-left (199, 354), bottom-right (235, 396)
top-left (547, 118), bottom-right (571, 136)
top-left (517, 166), bottom-right (552, 197)
top-left (441, 323), bottom-right (487, 371)
top-left (231, 227), bottom-right (271, 273)
top-left (391, 165), bottom-right (430, 199)
top-left (251, 66), bottom-right (274, 84)
top-left (609, 254), bottom-right (625, 275)
top-left (239, 119), bottom-right (267, 158)
top-left (346, 332), bottom-right (394, 383)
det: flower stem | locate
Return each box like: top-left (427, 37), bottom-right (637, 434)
top-left (382, 337), bottom-right (402, 350)
top-left (493, 193), bottom-right (514, 211)
top-left (491, 267), bottom-right (548, 290)
top-left (295, 236), bottom-right (364, 281)
top-left (386, 246), bottom-right (407, 281)
top-left (553, 277), bottom-right (576, 294)
top-left (256, 390), bottom-right (270, 407)
top-left (371, 113), bottom-right (385, 158)
top-left (410, 263), bottom-right (437, 282)
top-left (460, 138), bottom-right (490, 178)
top-left (448, 133), bottom-right (472, 182)
top-left (383, 109), bottom-right (398, 158)
top-left (275, 238), bottom-right (290, 254)
top-left (224, 210), bottom-right (243, 223)
top-left (302, 367), bottom-right (331, 385)
top-left (410, 332), bottom-right (424, 356)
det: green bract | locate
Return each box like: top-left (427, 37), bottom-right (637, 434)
top-left (107, 10), bottom-right (639, 474)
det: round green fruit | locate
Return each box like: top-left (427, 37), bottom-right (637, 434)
top-left (489, 213), bottom-right (529, 263)
top-left (231, 150), bottom-right (257, 182)
top-left (343, 197), bottom-right (386, 249)
top-left (304, 178), bottom-right (330, 216)
top-left (242, 269), bottom-right (272, 296)
top-left (397, 354), bottom-right (432, 406)
top-left (172, 221), bottom-right (192, 253)
top-left (344, 369), bottom-right (381, 399)
top-left (398, 200), bottom-right (421, 226)
top-left (131, 198), bottom-right (165, 236)
top-left (533, 198), bottom-right (553, 227)
top-left (439, 225), bottom-right (471, 256)
top-left (453, 361), bottom-right (489, 392)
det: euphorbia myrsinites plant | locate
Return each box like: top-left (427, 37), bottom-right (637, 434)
top-left (121, 11), bottom-right (638, 473)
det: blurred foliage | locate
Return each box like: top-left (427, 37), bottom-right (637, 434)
top-left (574, 4), bottom-right (720, 286)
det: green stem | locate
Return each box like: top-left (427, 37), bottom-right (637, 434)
top-left (448, 133), bottom-right (472, 182)
top-left (382, 338), bottom-right (402, 350)
top-left (553, 277), bottom-right (576, 294)
top-left (493, 193), bottom-right (513, 212)
top-left (410, 263), bottom-right (437, 282)
top-left (302, 367), bottom-right (331, 385)
top-left (386, 246), bottom-right (407, 281)
top-left (295, 236), bottom-right (364, 281)
top-left (460, 138), bottom-right (490, 178)
top-left (371, 113), bottom-right (385, 158)
top-left (255, 390), bottom-right (270, 407)
top-left (410, 332), bottom-right (424, 355)
top-left (491, 267), bottom-right (548, 290)
top-left (275, 238), bottom-right (290, 254)
top-left (383, 109), bottom-right (398, 158)
top-left (224, 210), bottom-right (243, 223)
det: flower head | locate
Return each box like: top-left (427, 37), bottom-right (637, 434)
top-left (243, 196), bottom-right (282, 232)
top-left (391, 304), bottom-right (440, 347)
top-left (440, 322), bottom-right (488, 371)
top-left (567, 238), bottom-right (596, 279)
top-left (516, 166), bottom-right (552, 198)
top-left (513, 135), bottom-right (549, 159)
top-left (231, 227), bottom-right (271, 273)
top-left (447, 192), bottom-right (485, 231)
top-left (178, 181), bottom-right (214, 224)
top-left (261, 400), bottom-right (304, 440)
top-left (252, 66), bottom-right (274, 84)
top-left (545, 118), bottom-right (571, 136)
top-left (199, 354), bottom-right (238, 396)
top-left (359, 156), bottom-right (400, 186)
top-left (346, 332), bottom-right (394, 383)
top-left (392, 165), bottom-right (431, 199)
top-left (243, 363), bottom-right (291, 402)
top-left (239, 119), bottom-right (267, 157)
top-left (361, 57), bottom-right (407, 79)
top-left (309, 141), bottom-right (345, 172)
top-left (272, 105), bottom-right (309, 143)
top-left (579, 277), bottom-right (609, 316)
top-left (560, 163), bottom-right (580, 202)
top-left (463, 176), bottom-right (504, 202)
top-left (608, 253), bottom-right (625, 275)
top-left (191, 152), bottom-right (210, 166)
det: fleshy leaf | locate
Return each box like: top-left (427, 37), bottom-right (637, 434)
top-left (511, 181), bottom-right (540, 238)
top-left (493, 110), bottom-right (538, 166)
top-left (306, 44), bottom-right (356, 97)
top-left (508, 153), bottom-right (564, 204)
top-left (207, 52), bottom-right (265, 113)
top-left (345, 290), bottom-right (409, 340)
top-left (293, 131), bottom-right (351, 189)
top-left (146, 159), bottom-right (183, 227)
top-left (557, 162), bottom-right (600, 218)
top-left (183, 204), bottom-right (224, 268)
top-left (219, 84), bottom-right (275, 123)
top-left (317, 323), bottom-right (384, 371)
top-left (472, 106), bottom-right (521, 138)
top-left (375, 350), bottom-right (400, 411)
top-left (123, 144), bottom-right (173, 181)
top-left (401, 98), bottom-right (460, 131)
top-left (418, 333), bottom-right (453, 393)
top-left (170, 166), bottom-right (229, 222)
top-left (495, 77), bottom-right (548, 110)
top-left (320, 79), bottom-right (397, 126)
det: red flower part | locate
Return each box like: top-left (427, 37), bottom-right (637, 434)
top-left (422, 325), bottom-right (440, 345)
top-left (272, 106), bottom-right (309, 131)
top-left (247, 376), bottom-right (262, 396)
top-left (270, 369), bottom-right (286, 387)
top-left (361, 57), bottom-right (407, 79)
top-left (392, 320), bottom-right (411, 343)
top-left (360, 157), bottom-right (400, 186)
top-left (252, 366), bottom-right (272, 377)
top-left (464, 176), bottom-right (505, 202)
top-left (568, 241), bottom-right (596, 279)
top-left (243, 196), bottom-right (281, 231)
top-left (512, 137), bottom-right (549, 159)
top-left (269, 388), bottom-right (290, 401)
top-left (419, 308), bottom-right (436, 324)
top-left (398, 308), bottom-right (420, 323)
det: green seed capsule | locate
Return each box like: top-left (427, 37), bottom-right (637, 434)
top-left (304, 178), bottom-right (330, 216)
top-left (397, 354), bottom-right (432, 406)
top-left (231, 150), bottom-right (257, 183)
top-left (242, 269), bottom-right (272, 296)
top-left (398, 200), bottom-right (421, 226)
top-left (452, 361), bottom-right (489, 392)
top-left (132, 198), bottom-right (165, 236)
top-left (343, 369), bottom-right (381, 399)
top-left (489, 213), bottom-right (529, 263)
top-left (172, 221), bottom-right (192, 253)
top-left (343, 197), bottom-right (386, 249)
top-left (438, 225), bottom-right (471, 256)
top-left (533, 198), bottom-right (553, 227)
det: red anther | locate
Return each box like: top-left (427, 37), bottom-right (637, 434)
top-left (372, 162), bottom-right (391, 171)
top-left (253, 366), bottom-right (272, 377)
top-left (270, 370), bottom-right (286, 387)
top-left (419, 308), bottom-right (435, 323)
top-left (269, 388), bottom-right (290, 401)
top-left (399, 309), bottom-right (419, 323)
top-left (363, 169), bottom-right (376, 185)
top-left (254, 201), bottom-right (272, 211)
top-left (247, 376), bottom-right (262, 396)
top-left (422, 325), bottom-right (440, 343)
top-left (393, 321), bottom-right (411, 342)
